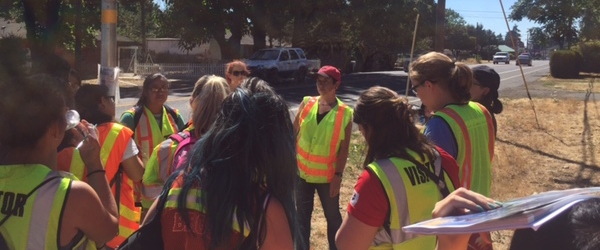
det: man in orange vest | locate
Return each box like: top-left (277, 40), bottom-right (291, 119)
top-left (293, 65), bottom-right (353, 250)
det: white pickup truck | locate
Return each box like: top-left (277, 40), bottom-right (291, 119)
top-left (493, 52), bottom-right (510, 64)
top-left (245, 48), bottom-right (318, 84)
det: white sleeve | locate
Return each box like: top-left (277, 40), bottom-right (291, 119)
top-left (121, 138), bottom-right (140, 162)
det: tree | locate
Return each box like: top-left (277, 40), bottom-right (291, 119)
top-left (504, 24), bottom-right (522, 48)
top-left (510, 0), bottom-right (583, 49)
top-left (528, 27), bottom-right (549, 50)
top-left (118, 0), bottom-right (163, 49)
top-left (0, 0), bottom-right (101, 73)
top-left (345, 0), bottom-right (433, 71)
top-left (579, 0), bottom-right (600, 41)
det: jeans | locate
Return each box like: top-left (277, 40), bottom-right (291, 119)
top-left (297, 177), bottom-right (342, 250)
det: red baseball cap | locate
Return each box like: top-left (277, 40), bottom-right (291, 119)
top-left (317, 65), bottom-right (341, 82)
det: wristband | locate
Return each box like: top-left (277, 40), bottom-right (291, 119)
top-left (334, 171), bottom-right (343, 178)
top-left (86, 169), bottom-right (106, 178)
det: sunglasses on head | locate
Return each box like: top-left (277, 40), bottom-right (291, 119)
top-left (231, 70), bottom-right (248, 77)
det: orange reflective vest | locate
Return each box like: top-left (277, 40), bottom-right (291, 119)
top-left (161, 174), bottom-right (252, 249)
top-left (123, 106), bottom-right (180, 164)
top-left (56, 122), bottom-right (140, 248)
top-left (433, 101), bottom-right (495, 196)
top-left (296, 96), bottom-right (353, 183)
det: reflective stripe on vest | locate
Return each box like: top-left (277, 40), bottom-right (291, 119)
top-left (132, 106), bottom-right (179, 164)
top-left (1, 165), bottom-right (95, 250)
top-left (141, 137), bottom-right (179, 200)
top-left (57, 147), bottom-right (86, 181)
top-left (296, 96), bottom-right (352, 183)
top-left (434, 101), bottom-right (494, 196)
top-left (367, 152), bottom-right (453, 250)
top-left (96, 123), bottom-right (140, 248)
top-left (164, 177), bottom-right (251, 237)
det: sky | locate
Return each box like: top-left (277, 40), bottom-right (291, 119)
top-left (447, 0), bottom-right (539, 40)
top-left (152, 0), bottom-right (538, 41)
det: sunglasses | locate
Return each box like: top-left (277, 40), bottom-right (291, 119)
top-left (231, 70), bottom-right (248, 77)
top-left (411, 82), bottom-right (425, 95)
top-left (151, 86), bottom-right (169, 93)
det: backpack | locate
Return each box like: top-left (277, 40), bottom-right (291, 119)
top-left (168, 131), bottom-right (198, 172)
top-left (131, 105), bottom-right (183, 137)
top-left (117, 185), bottom-right (169, 250)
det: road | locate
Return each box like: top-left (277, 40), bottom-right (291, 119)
top-left (116, 60), bottom-right (550, 121)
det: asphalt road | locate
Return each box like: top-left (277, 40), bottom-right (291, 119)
top-left (115, 60), bottom-right (550, 121)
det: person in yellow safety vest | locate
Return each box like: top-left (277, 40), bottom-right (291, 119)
top-left (145, 78), bottom-right (301, 249)
top-left (58, 84), bottom-right (145, 249)
top-left (409, 52), bottom-right (495, 250)
top-left (335, 86), bottom-right (461, 250)
top-left (293, 65), bottom-right (353, 250)
top-left (119, 73), bottom-right (186, 211)
top-left (0, 74), bottom-right (119, 250)
top-left (143, 75), bottom-right (230, 202)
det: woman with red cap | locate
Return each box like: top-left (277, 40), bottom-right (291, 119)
top-left (293, 65), bottom-right (353, 250)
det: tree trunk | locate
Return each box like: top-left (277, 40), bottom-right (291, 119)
top-left (434, 0), bottom-right (446, 52)
top-left (250, 0), bottom-right (267, 53)
top-left (74, 0), bottom-right (82, 68)
top-left (140, 0), bottom-right (146, 52)
top-left (22, 0), bottom-right (63, 75)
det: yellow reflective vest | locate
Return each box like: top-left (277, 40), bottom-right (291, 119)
top-left (367, 149), bottom-right (456, 250)
top-left (0, 164), bottom-right (95, 250)
top-left (296, 96), bottom-right (353, 183)
top-left (433, 101), bottom-right (494, 196)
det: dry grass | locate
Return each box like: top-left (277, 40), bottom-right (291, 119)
top-left (308, 94), bottom-right (600, 250)
top-left (540, 74), bottom-right (600, 92)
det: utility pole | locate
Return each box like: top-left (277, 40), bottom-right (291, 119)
top-left (100, 0), bottom-right (119, 106)
top-left (434, 0), bottom-right (446, 52)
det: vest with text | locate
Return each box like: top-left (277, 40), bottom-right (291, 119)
top-left (297, 96), bottom-right (353, 183)
top-left (0, 164), bottom-right (95, 250)
top-left (161, 174), bottom-right (252, 249)
top-left (366, 150), bottom-right (457, 250)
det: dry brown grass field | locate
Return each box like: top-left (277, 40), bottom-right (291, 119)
top-left (307, 76), bottom-right (600, 250)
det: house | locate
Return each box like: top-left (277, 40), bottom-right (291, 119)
top-left (146, 33), bottom-right (290, 62)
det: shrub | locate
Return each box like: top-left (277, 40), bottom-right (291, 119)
top-left (550, 50), bottom-right (582, 79)
top-left (577, 41), bottom-right (600, 73)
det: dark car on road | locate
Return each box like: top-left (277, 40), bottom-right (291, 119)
top-left (516, 53), bottom-right (532, 66)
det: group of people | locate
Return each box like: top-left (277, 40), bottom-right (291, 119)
top-left (1, 51), bottom-right (597, 250)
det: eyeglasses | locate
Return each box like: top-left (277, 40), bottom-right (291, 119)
top-left (231, 70), bottom-right (248, 77)
top-left (151, 86), bottom-right (169, 93)
top-left (411, 82), bottom-right (425, 95)
top-left (411, 80), bottom-right (434, 95)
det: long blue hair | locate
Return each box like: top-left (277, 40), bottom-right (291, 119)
top-left (171, 77), bottom-right (300, 249)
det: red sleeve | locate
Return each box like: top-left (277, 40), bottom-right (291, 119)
top-left (436, 146), bottom-right (461, 189)
top-left (346, 169), bottom-right (389, 227)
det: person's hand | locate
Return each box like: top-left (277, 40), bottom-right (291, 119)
top-left (329, 176), bottom-right (342, 197)
top-left (76, 120), bottom-right (102, 171)
top-left (432, 188), bottom-right (502, 218)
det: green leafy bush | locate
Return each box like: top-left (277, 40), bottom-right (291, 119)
top-left (577, 41), bottom-right (600, 73)
top-left (550, 50), bottom-right (582, 79)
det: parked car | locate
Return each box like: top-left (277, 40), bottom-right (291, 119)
top-left (516, 53), bottom-right (532, 66)
top-left (245, 48), bottom-right (309, 84)
top-left (493, 52), bottom-right (510, 64)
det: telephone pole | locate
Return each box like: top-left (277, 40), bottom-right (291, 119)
top-left (100, 0), bottom-right (118, 104)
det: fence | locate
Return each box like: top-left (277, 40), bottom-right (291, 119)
top-left (135, 62), bottom-right (227, 78)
